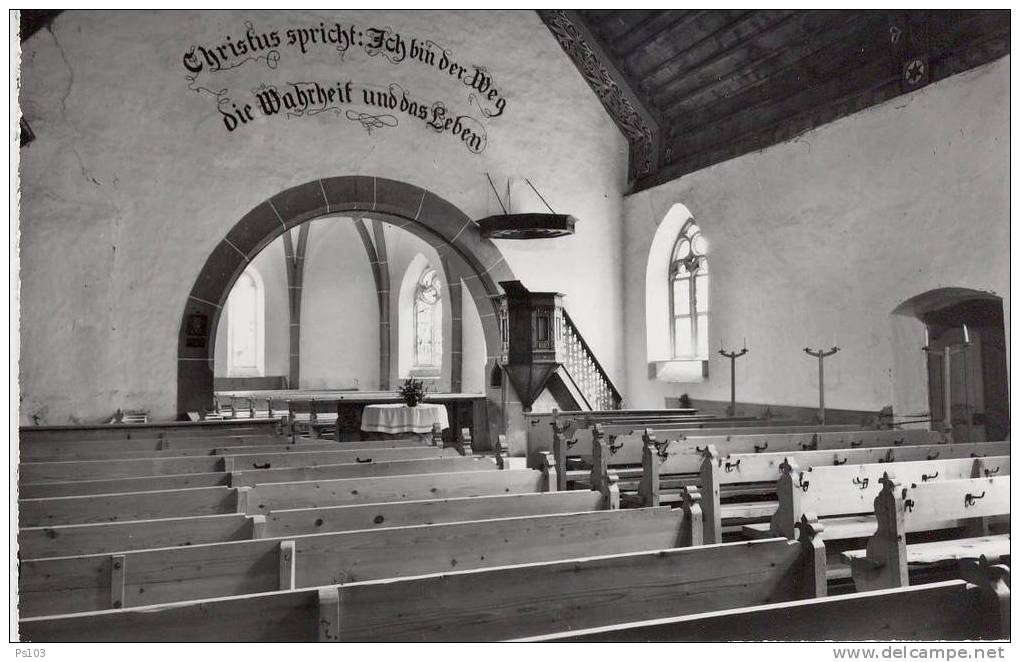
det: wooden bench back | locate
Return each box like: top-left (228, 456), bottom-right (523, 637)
top-left (847, 476), bottom-right (1011, 592)
top-left (20, 456), bottom-right (499, 498)
top-left (19, 490), bottom-right (609, 560)
top-left (898, 474), bottom-right (1010, 528)
top-left (263, 490), bottom-right (607, 538)
top-left (770, 456), bottom-right (1010, 538)
top-left (21, 456), bottom-right (225, 483)
top-left (20, 486), bottom-right (241, 527)
top-left (213, 438), bottom-right (425, 454)
top-left (230, 456), bottom-right (499, 488)
top-left (706, 441), bottom-right (1009, 485)
top-left (19, 513), bottom-right (256, 559)
top-left (220, 446), bottom-right (454, 472)
top-left (20, 466), bottom-right (551, 527)
top-left (565, 427), bottom-right (945, 472)
top-left (20, 533), bottom-right (823, 642)
top-left (20, 472), bottom-right (230, 499)
top-left (696, 441), bottom-right (1010, 543)
top-left (21, 439), bottom-right (422, 461)
top-left (577, 426), bottom-right (950, 495)
top-left (242, 468), bottom-right (551, 513)
top-left (516, 578), bottom-right (1008, 642)
top-left (595, 423), bottom-right (862, 437)
top-left (20, 446), bottom-right (456, 483)
top-left (650, 427), bottom-right (945, 452)
top-left (19, 435), bottom-right (283, 460)
top-left (19, 420), bottom-right (282, 443)
top-left (19, 507), bottom-right (684, 618)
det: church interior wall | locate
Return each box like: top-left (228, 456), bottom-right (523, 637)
top-left (16, 9), bottom-right (627, 423)
top-left (621, 56), bottom-right (1009, 416)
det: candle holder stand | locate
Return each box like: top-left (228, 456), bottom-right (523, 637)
top-left (718, 346), bottom-right (749, 417)
top-left (804, 346), bottom-right (840, 425)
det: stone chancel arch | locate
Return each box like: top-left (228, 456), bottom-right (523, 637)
top-left (177, 176), bottom-right (516, 442)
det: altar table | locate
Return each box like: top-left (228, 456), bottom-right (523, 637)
top-left (360, 403), bottom-right (450, 435)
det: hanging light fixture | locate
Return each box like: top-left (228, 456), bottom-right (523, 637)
top-left (477, 174), bottom-right (577, 239)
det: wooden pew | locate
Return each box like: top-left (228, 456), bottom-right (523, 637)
top-left (583, 426), bottom-right (950, 497)
top-left (229, 455), bottom-right (499, 488)
top-left (553, 422), bottom-right (869, 479)
top-left (20, 437), bottom-right (429, 462)
top-left (221, 446), bottom-right (463, 472)
top-left (19, 446), bottom-right (457, 483)
top-left (20, 456), bottom-right (225, 483)
top-left (260, 490), bottom-right (607, 538)
top-left (20, 529), bottom-right (825, 642)
top-left (19, 507), bottom-right (689, 617)
top-left (843, 474), bottom-right (1010, 591)
top-left (19, 419), bottom-right (283, 443)
top-left (20, 455), bottom-right (500, 498)
top-left (19, 464), bottom-right (552, 527)
top-left (240, 466), bottom-right (556, 514)
top-left (20, 491), bottom-right (611, 559)
top-left (19, 514), bottom-right (258, 559)
top-left (545, 408), bottom-right (805, 434)
top-left (518, 570), bottom-right (1010, 641)
top-left (19, 435), bottom-right (283, 461)
top-left (751, 455), bottom-right (1010, 541)
top-left (20, 427), bottom-right (440, 461)
top-left (698, 441), bottom-right (1010, 543)
top-left (20, 487), bottom-right (242, 527)
top-left (212, 438), bottom-right (425, 454)
top-left (20, 472), bottom-right (231, 499)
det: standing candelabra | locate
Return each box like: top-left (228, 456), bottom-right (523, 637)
top-left (719, 341), bottom-right (749, 417)
top-left (804, 344), bottom-right (840, 425)
top-left (923, 326), bottom-right (971, 440)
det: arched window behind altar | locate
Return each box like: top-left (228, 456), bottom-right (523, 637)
top-left (413, 267), bottom-right (443, 368)
top-left (226, 266), bottom-right (265, 377)
top-left (669, 220), bottom-right (709, 359)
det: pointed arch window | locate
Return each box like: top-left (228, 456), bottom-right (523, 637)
top-left (669, 221), bottom-right (708, 359)
top-left (226, 266), bottom-right (265, 377)
top-left (413, 267), bottom-right (443, 368)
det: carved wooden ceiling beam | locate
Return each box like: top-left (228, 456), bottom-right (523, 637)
top-left (537, 9), bottom-right (663, 187)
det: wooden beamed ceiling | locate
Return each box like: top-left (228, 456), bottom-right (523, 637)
top-left (543, 10), bottom-right (1010, 192)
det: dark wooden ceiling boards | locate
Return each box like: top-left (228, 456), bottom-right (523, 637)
top-left (19, 10), bottom-right (63, 42)
top-left (541, 10), bottom-right (1010, 193)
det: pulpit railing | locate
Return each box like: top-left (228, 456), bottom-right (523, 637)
top-left (558, 309), bottom-right (622, 410)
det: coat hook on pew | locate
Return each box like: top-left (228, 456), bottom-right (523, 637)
top-left (965, 491), bottom-right (986, 507)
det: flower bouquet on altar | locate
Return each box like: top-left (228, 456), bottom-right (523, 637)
top-left (398, 378), bottom-right (429, 408)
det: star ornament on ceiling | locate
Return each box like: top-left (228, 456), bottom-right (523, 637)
top-left (905, 58), bottom-right (927, 86)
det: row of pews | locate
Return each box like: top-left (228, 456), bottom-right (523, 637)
top-left (549, 413), bottom-right (1010, 637)
top-left (16, 411), bottom-right (1009, 641)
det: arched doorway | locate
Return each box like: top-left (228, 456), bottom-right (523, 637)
top-left (176, 176), bottom-right (517, 447)
top-left (892, 287), bottom-right (1009, 442)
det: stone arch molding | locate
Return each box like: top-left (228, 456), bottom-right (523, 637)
top-left (177, 176), bottom-right (516, 427)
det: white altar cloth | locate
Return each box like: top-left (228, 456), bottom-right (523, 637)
top-left (360, 403), bottom-right (450, 434)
